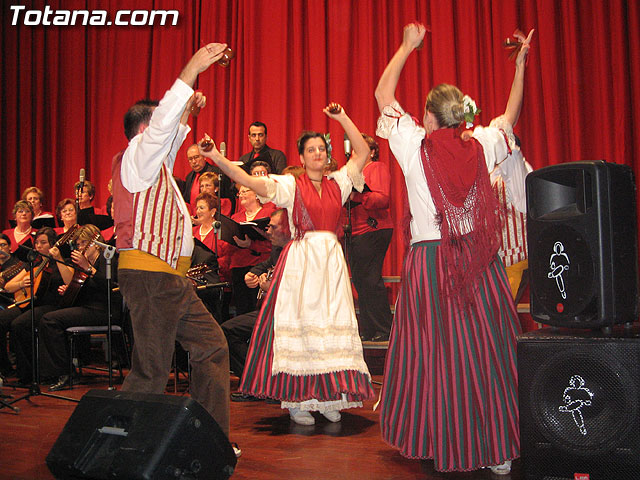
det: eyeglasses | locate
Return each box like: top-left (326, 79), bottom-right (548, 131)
top-left (188, 155), bottom-right (203, 162)
top-left (236, 190), bottom-right (252, 197)
top-left (251, 171), bottom-right (268, 176)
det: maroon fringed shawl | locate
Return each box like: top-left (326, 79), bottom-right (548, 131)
top-left (420, 128), bottom-right (502, 300)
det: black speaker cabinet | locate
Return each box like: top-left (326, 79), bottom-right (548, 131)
top-left (518, 327), bottom-right (640, 480)
top-left (526, 160), bottom-right (639, 328)
top-left (46, 390), bottom-right (236, 480)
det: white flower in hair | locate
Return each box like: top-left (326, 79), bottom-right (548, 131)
top-left (463, 95), bottom-right (481, 128)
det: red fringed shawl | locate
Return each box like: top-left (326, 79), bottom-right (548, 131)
top-left (420, 128), bottom-right (502, 302)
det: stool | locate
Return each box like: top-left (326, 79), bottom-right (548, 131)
top-left (65, 325), bottom-right (129, 389)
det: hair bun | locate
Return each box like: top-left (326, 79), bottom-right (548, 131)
top-left (450, 102), bottom-right (465, 123)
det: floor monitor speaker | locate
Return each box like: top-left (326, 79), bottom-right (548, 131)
top-left (518, 327), bottom-right (640, 479)
top-left (46, 389), bottom-right (236, 479)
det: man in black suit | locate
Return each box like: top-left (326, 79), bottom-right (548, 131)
top-left (238, 121), bottom-right (287, 174)
top-left (180, 144), bottom-right (217, 208)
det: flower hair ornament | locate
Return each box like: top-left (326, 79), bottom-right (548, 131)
top-left (463, 95), bottom-right (481, 128)
top-left (323, 133), bottom-right (333, 161)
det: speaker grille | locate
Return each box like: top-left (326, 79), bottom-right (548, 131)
top-left (519, 329), bottom-right (640, 480)
top-left (529, 347), bottom-right (637, 454)
top-left (530, 224), bottom-right (595, 322)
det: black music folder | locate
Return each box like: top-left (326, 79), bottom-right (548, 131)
top-left (214, 213), bottom-right (269, 244)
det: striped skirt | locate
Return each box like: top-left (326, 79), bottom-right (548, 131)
top-left (380, 240), bottom-right (521, 472)
top-left (239, 237), bottom-right (375, 410)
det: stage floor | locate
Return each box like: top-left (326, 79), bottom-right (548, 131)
top-left (0, 374), bottom-right (522, 479)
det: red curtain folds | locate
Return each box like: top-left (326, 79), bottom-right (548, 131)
top-left (2, 0), bottom-right (639, 278)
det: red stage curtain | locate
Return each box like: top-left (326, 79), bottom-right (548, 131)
top-left (2, 0), bottom-right (639, 278)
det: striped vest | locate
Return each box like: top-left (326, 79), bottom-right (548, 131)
top-left (112, 151), bottom-right (185, 269)
top-left (493, 176), bottom-right (528, 267)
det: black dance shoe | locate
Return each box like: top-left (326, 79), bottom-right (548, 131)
top-left (49, 375), bottom-right (71, 392)
top-left (231, 392), bottom-right (262, 402)
top-left (370, 333), bottom-right (390, 343)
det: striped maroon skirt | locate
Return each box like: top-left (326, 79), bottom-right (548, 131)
top-left (380, 240), bottom-right (521, 472)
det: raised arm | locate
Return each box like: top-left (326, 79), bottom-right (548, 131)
top-left (198, 137), bottom-right (269, 197)
top-left (375, 23), bottom-right (427, 113)
top-left (323, 104), bottom-right (370, 174)
top-left (503, 29), bottom-right (534, 127)
top-left (179, 43), bottom-right (227, 88)
top-left (122, 44), bottom-right (227, 192)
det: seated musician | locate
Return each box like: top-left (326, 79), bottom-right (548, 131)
top-left (190, 243), bottom-right (223, 321)
top-left (75, 179), bottom-right (105, 215)
top-left (54, 198), bottom-right (78, 235)
top-left (198, 172), bottom-right (232, 217)
top-left (0, 227), bottom-right (68, 384)
top-left (232, 162), bottom-right (274, 216)
top-left (101, 196), bottom-right (116, 244)
top-left (22, 186), bottom-right (55, 227)
top-left (193, 192), bottom-right (232, 322)
top-left (222, 208), bottom-right (290, 401)
top-left (228, 186), bottom-right (274, 315)
top-left (2, 200), bottom-right (35, 253)
top-left (0, 234), bottom-right (20, 375)
top-left (0, 233), bottom-right (20, 289)
top-left (39, 224), bottom-right (121, 391)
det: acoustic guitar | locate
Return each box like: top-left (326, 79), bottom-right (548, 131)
top-left (12, 224), bottom-right (81, 308)
top-left (186, 263), bottom-right (213, 286)
top-left (256, 266), bottom-right (275, 301)
top-left (0, 261), bottom-right (26, 286)
top-left (58, 232), bottom-right (101, 308)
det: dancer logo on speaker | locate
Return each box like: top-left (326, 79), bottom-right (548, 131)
top-left (548, 241), bottom-right (570, 299)
top-left (558, 375), bottom-right (593, 435)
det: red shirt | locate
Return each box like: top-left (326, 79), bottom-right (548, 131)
top-left (349, 161), bottom-right (394, 236)
top-left (194, 225), bottom-right (232, 282)
top-left (228, 203), bottom-right (275, 269)
top-left (2, 227), bottom-right (35, 252)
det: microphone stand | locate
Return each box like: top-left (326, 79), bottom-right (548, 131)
top-left (75, 185), bottom-right (82, 213)
top-left (215, 173), bottom-right (223, 258)
top-left (343, 152), bottom-right (353, 264)
top-left (213, 173), bottom-right (226, 315)
top-left (94, 241), bottom-right (117, 390)
top-left (3, 247), bottom-right (80, 412)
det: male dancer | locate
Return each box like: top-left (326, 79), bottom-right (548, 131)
top-left (112, 44), bottom-right (231, 438)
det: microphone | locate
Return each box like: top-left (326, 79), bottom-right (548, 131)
top-left (344, 133), bottom-right (352, 160)
top-left (92, 239), bottom-right (113, 250)
top-left (78, 168), bottom-right (86, 191)
top-left (220, 141), bottom-right (241, 164)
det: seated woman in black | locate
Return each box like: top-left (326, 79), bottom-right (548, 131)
top-left (39, 224), bottom-right (120, 391)
top-left (0, 227), bottom-right (66, 384)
